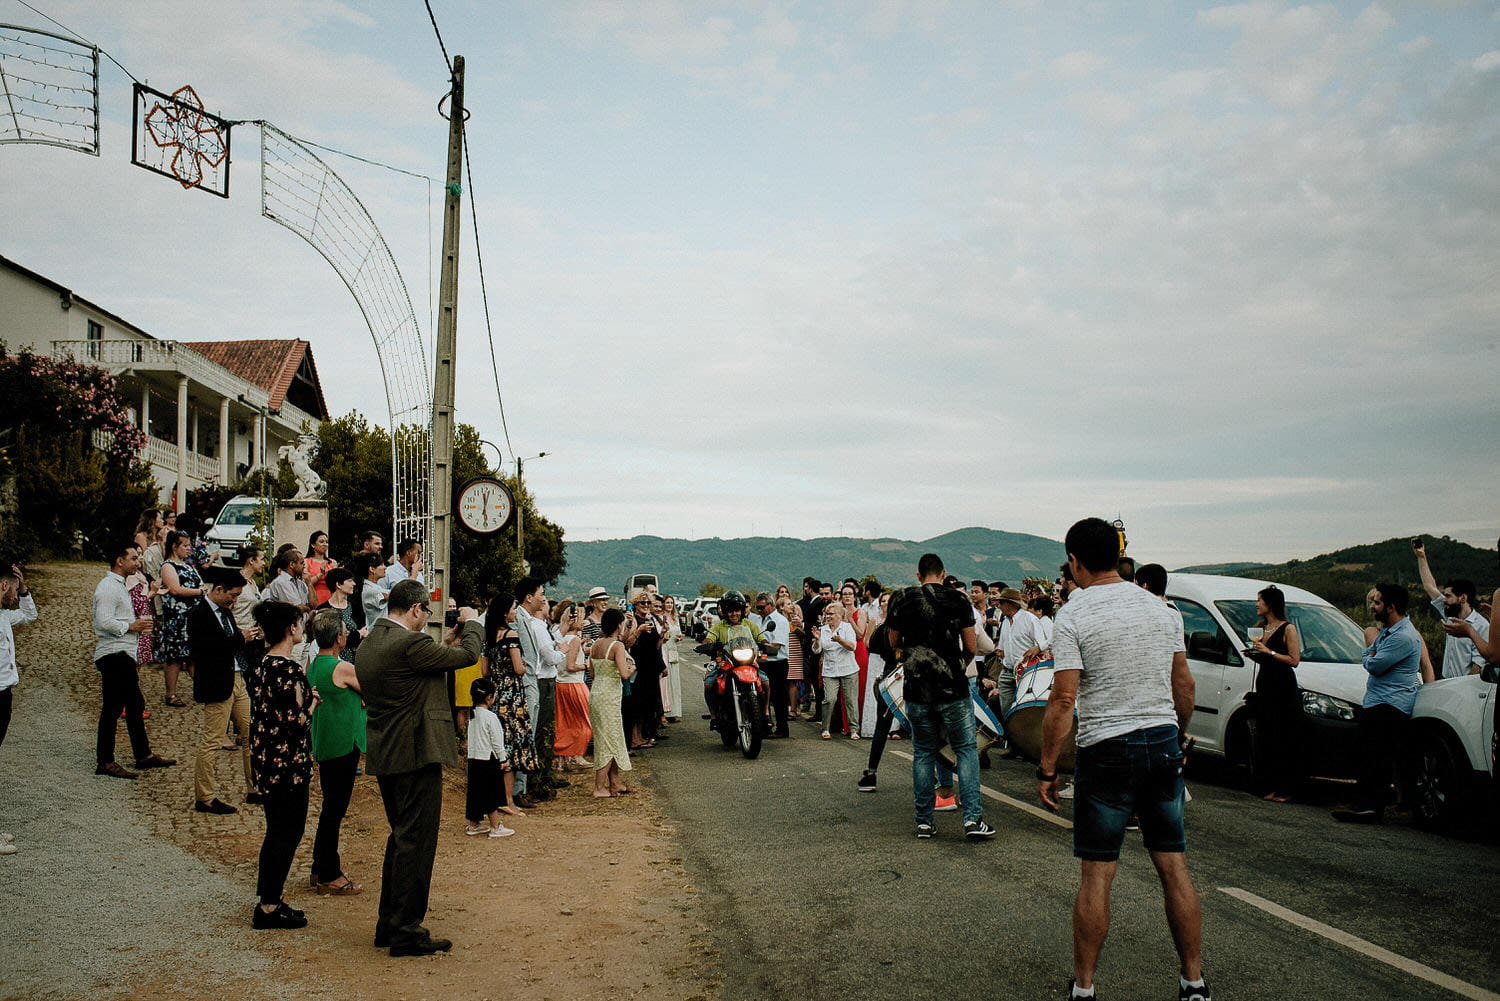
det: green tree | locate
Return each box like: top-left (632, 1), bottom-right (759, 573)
top-left (700, 581), bottom-right (726, 598)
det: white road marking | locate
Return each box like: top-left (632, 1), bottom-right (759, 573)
top-left (1219, 887), bottom-right (1500, 1001)
top-left (883, 746), bottom-right (1074, 830)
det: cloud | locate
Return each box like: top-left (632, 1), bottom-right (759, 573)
top-left (1049, 49), bottom-right (1109, 80)
top-left (1475, 50), bottom-right (1500, 72)
top-left (1398, 35), bottom-right (1432, 55)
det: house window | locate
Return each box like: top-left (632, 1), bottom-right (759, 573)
top-left (86, 319), bottom-right (102, 360)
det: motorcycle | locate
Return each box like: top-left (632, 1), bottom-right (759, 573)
top-left (702, 636), bottom-right (769, 759)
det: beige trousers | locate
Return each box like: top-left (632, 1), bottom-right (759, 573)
top-left (195, 673), bottom-right (253, 803)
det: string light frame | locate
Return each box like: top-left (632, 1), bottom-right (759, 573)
top-left (131, 81), bottom-right (231, 197)
top-left (0, 23), bottom-right (99, 155)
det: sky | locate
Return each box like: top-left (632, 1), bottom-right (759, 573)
top-left (1, 0), bottom-right (1497, 568)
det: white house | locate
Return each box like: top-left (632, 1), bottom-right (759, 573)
top-left (0, 254), bottom-right (329, 510)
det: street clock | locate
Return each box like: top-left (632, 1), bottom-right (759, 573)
top-left (455, 476), bottom-right (514, 536)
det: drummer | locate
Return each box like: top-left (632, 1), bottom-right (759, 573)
top-left (987, 588), bottom-right (1042, 716)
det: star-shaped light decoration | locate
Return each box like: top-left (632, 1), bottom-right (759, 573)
top-left (144, 85), bottom-right (227, 190)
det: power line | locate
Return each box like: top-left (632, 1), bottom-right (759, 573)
top-left (10, 0), bottom-right (139, 83)
top-left (421, 0), bottom-right (453, 75)
top-left (461, 120), bottom-right (517, 460)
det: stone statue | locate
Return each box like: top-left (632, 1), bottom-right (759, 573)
top-left (279, 433), bottom-right (326, 501)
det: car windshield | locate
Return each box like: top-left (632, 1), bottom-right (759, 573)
top-left (1215, 600), bottom-right (1367, 664)
top-left (214, 504), bottom-right (261, 527)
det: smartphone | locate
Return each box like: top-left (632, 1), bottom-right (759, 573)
top-left (444, 609), bottom-right (459, 628)
top-left (1411, 537), bottom-right (1423, 551)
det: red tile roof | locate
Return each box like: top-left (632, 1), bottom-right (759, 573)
top-left (181, 339), bottom-right (329, 418)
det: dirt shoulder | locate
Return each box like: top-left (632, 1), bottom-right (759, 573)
top-left (0, 562), bottom-right (718, 1001)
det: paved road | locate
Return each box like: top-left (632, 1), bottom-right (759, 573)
top-left (649, 646), bottom-right (1499, 1001)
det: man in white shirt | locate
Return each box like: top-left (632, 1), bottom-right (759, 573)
top-left (1414, 541), bottom-right (1489, 678)
top-left (513, 576), bottom-right (564, 803)
top-left (756, 594), bottom-right (791, 738)
top-left (92, 543), bottom-right (176, 779)
top-left (0, 565), bottom-right (38, 753)
top-left (987, 588), bottom-right (1040, 716)
top-left (1037, 518), bottom-right (1208, 1001)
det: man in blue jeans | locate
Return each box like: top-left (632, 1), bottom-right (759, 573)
top-left (1038, 518), bottom-right (1209, 1001)
top-left (886, 553), bottom-right (996, 841)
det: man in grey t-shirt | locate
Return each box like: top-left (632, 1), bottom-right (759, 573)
top-left (1037, 518), bottom-right (1209, 1001)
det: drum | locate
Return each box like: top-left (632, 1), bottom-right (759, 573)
top-left (1002, 654), bottom-right (1076, 771)
top-left (876, 666), bottom-right (910, 732)
top-left (937, 686), bottom-right (1005, 769)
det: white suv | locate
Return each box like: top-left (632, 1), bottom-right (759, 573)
top-left (203, 495), bottom-right (272, 566)
top-left (1164, 573), bottom-right (1369, 782)
top-left (1405, 663), bottom-right (1497, 830)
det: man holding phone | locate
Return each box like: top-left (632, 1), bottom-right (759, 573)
top-left (1412, 538), bottom-right (1488, 678)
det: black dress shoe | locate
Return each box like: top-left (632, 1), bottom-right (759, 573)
top-left (390, 936), bottom-right (453, 957)
top-left (195, 799), bottom-right (238, 815)
top-left (252, 902), bottom-right (308, 930)
top-left (374, 929), bottom-right (391, 948)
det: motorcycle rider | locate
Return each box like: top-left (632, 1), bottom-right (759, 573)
top-left (696, 591), bottom-right (774, 728)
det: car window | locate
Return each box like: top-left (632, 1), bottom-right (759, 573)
top-left (1215, 600), bottom-right (1365, 665)
top-left (215, 503), bottom-right (261, 526)
top-left (1170, 597), bottom-right (1242, 666)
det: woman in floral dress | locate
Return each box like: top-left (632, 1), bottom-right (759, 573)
top-left (483, 594), bottom-right (537, 812)
top-left (157, 530), bottom-right (205, 707)
top-left (246, 600), bottom-right (316, 930)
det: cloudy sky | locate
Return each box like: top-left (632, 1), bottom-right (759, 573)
top-left (2, 1), bottom-right (1497, 567)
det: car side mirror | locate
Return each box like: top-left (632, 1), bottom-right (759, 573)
top-left (202, 517), bottom-right (215, 528)
top-left (1187, 630), bottom-right (1228, 665)
top-left (1481, 662), bottom-right (1500, 684)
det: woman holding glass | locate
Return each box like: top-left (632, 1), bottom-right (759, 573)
top-left (1246, 585), bottom-right (1302, 803)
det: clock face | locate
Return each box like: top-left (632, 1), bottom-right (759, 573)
top-left (456, 477), bottom-right (514, 535)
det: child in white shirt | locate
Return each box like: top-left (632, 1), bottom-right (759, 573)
top-left (465, 678), bottom-right (514, 839)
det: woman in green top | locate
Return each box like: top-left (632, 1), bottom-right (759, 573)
top-left (306, 609), bottom-right (367, 895)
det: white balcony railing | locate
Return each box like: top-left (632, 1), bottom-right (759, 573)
top-left (52, 338), bottom-right (272, 412)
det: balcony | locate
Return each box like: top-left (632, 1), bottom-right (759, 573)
top-left (52, 338), bottom-right (272, 412)
top-left (96, 429), bottom-right (223, 484)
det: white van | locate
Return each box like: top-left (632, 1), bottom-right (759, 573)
top-left (203, 495), bottom-right (271, 566)
top-left (1165, 573), bottom-right (1369, 781)
top-left (623, 573), bottom-right (658, 603)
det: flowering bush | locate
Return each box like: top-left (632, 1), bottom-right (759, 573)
top-left (0, 342), bottom-right (158, 557)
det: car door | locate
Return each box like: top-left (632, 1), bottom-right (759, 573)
top-left (1169, 597), bottom-right (1240, 752)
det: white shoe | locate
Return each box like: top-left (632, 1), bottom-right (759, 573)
top-left (0, 842), bottom-right (16, 856)
top-left (488, 825), bottom-right (515, 839)
top-left (1058, 782), bottom-right (1075, 800)
top-left (0, 832), bottom-right (12, 842)
top-left (464, 825), bottom-right (489, 836)
top-left (1184, 786), bottom-right (1193, 803)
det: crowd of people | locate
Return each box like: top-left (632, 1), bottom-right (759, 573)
top-left (0, 505), bottom-right (1494, 993)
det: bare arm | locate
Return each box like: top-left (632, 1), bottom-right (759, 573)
top-left (1418, 634), bottom-right (1435, 684)
top-left (614, 641), bottom-right (636, 681)
top-left (1170, 651), bottom-right (1194, 734)
top-left (331, 660), bottom-right (361, 692)
top-left (960, 625), bottom-right (976, 659)
top-left (1415, 549), bottom-right (1442, 602)
top-left (160, 562), bottom-right (202, 600)
top-left (1037, 668), bottom-right (1079, 811)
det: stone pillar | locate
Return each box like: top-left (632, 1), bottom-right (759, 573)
top-left (218, 398), bottom-right (231, 484)
top-left (140, 385), bottom-right (151, 439)
top-left (251, 412), bottom-right (264, 470)
top-left (175, 375), bottom-right (188, 511)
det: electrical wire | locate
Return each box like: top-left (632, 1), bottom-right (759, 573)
top-left (9, 0), bottom-right (139, 83)
top-left (421, 0), bottom-right (453, 75)
top-left (461, 120), bottom-right (516, 460)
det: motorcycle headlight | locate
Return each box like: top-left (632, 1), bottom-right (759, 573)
top-left (1301, 690), bottom-right (1357, 721)
top-left (731, 648), bottom-right (754, 663)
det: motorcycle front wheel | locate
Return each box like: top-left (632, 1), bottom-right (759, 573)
top-left (737, 685), bottom-right (763, 759)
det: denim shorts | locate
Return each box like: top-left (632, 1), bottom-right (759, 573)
top-left (1073, 724), bottom-right (1186, 862)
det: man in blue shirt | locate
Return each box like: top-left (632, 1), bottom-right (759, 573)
top-left (1333, 582), bottom-right (1422, 824)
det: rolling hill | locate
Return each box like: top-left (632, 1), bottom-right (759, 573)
top-left (1179, 535), bottom-right (1496, 611)
top-left (555, 527), bottom-right (1066, 598)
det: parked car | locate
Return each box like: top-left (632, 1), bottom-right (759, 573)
top-left (690, 597), bottom-right (721, 640)
top-left (1164, 573), bottom-right (1369, 782)
top-left (203, 495), bottom-right (271, 566)
top-left (1404, 662), bottom-right (1498, 830)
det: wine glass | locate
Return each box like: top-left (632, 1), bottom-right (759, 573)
top-left (1246, 626), bottom-right (1264, 650)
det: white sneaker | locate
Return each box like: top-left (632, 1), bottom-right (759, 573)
top-left (488, 825), bottom-right (515, 839)
top-left (1184, 786), bottom-right (1193, 803)
top-left (464, 825), bottom-right (489, 836)
top-left (1058, 782), bottom-right (1075, 800)
top-left (0, 842), bottom-right (16, 856)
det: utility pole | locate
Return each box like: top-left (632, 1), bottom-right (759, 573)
top-left (429, 54), bottom-right (465, 638)
top-left (515, 455), bottom-right (526, 572)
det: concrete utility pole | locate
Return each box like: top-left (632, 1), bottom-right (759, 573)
top-left (429, 54), bottom-right (465, 639)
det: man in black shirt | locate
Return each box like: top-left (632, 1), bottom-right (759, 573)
top-left (887, 554), bottom-right (996, 841)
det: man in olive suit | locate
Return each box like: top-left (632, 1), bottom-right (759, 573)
top-left (356, 579), bottom-right (483, 957)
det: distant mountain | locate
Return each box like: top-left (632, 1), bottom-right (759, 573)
top-left (1179, 536), bottom-right (1496, 611)
top-left (555, 527), bottom-right (1065, 598)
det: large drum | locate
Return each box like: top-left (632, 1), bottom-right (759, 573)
top-left (1002, 654), bottom-right (1076, 771)
top-left (876, 666), bottom-right (909, 731)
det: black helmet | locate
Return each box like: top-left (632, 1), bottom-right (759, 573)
top-left (718, 591), bottom-right (747, 616)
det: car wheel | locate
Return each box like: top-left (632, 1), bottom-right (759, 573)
top-left (1409, 729), bottom-right (1469, 832)
top-left (1225, 712), bottom-right (1264, 790)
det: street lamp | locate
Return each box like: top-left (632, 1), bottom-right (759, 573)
top-left (515, 451), bottom-right (549, 565)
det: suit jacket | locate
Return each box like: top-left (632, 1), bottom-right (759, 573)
top-left (356, 617), bottom-right (484, 776)
top-left (189, 599), bottom-right (245, 704)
